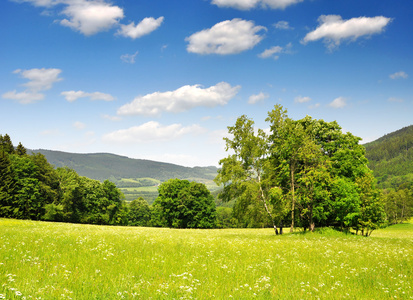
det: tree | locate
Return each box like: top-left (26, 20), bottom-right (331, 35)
top-left (153, 179), bottom-right (216, 229)
top-left (0, 151), bottom-right (16, 217)
top-left (16, 142), bottom-right (27, 156)
top-left (0, 134), bottom-right (15, 154)
top-left (214, 115), bottom-right (279, 233)
top-left (128, 197), bottom-right (151, 226)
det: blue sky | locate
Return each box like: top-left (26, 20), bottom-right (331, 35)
top-left (1, 0), bottom-right (412, 167)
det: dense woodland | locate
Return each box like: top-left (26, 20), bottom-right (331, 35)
top-left (1, 111), bottom-right (413, 232)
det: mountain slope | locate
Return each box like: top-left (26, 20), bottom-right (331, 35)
top-left (31, 149), bottom-right (218, 182)
top-left (364, 125), bottom-right (413, 188)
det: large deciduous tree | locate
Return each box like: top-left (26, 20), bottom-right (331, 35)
top-left (214, 115), bottom-right (278, 233)
top-left (153, 179), bottom-right (216, 229)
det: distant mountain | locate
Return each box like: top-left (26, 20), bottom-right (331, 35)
top-left (364, 125), bottom-right (413, 188)
top-left (31, 149), bottom-right (218, 182)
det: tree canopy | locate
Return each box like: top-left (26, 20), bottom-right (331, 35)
top-left (215, 105), bottom-right (386, 235)
top-left (153, 179), bottom-right (216, 229)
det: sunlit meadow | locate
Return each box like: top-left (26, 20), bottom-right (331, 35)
top-left (1, 219), bottom-right (412, 299)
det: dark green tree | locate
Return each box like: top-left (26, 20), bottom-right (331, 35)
top-left (0, 152), bottom-right (17, 217)
top-left (16, 142), bottom-right (27, 156)
top-left (0, 134), bottom-right (15, 154)
top-left (128, 197), bottom-right (151, 226)
top-left (154, 179), bottom-right (216, 228)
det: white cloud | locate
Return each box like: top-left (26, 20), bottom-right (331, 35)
top-left (258, 46), bottom-right (283, 59)
top-left (186, 19), bottom-right (266, 55)
top-left (120, 51), bottom-right (138, 64)
top-left (117, 82), bottom-right (241, 116)
top-left (16, 0), bottom-right (163, 38)
top-left (389, 71), bottom-right (408, 80)
top-left (302, 15), bottom-right (392, 50)
top-left (328, 97), bottom-right (347, 108)
top-left (2, 68), bottom-right (62, 104)
top-left (248, 92), bottom-right (269, 104)
top-left (259, 43), bottom-right (292, 59)
top-left (73, 121), bottom-right (86, 130)
top-left (61, 90), bottom-right (115, 102)
top-left (117, 17), bottom-right (164, 39)
top-left (294, 95), bottom-right (311, 103)
top-left (102, 121), bottom-right (205, 143)
top-left (2, 91), bottom-right (44, 104)
top-left (274, 21), bottom-right (292, 30)
top-left (60, 1), bottom-right (124, 35)
top-left (16, 68), bottom-right (62, 91)
top-left (211, 0), bottom-right (303, 10)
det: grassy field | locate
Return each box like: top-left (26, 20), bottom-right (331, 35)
top-left (0, 219), bottom-right (412, 299)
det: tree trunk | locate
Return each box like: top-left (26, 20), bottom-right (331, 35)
top-left (257, 172), bottom-right (278, 235)
top-left (290, 165), bottom-right (295, 233)
top-left (309, 206), bottom-right (315, 232)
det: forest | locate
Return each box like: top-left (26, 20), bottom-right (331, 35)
top-left (1, 105), bottom-right (412, 233)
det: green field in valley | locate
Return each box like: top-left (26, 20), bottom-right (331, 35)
top-left (1, 219), bottom-right (412, 299)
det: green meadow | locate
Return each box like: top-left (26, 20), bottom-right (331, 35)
top-left (1, 219), bottom-right (412, 299)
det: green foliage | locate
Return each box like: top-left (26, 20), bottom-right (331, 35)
top-left (383, 188), bottom-right (413, 224)
top-left (216, 106), bottom-right (386, 234)
top-left (128, 197), bottom-right (151, 226)
top-left (364, 125), bottom-right (413, 188)
top-left (0, 134), bottom-right (127, 227)
top-left (154, 179), bottom-right (217, 228)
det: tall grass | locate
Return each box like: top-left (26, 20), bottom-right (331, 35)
top-left (1, 219), bottom-right (412, 299)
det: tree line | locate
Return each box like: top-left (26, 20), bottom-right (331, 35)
top-left (0, 134), bottom-right (216, 228)
top-left (2, 109), bottom-right (412, 233)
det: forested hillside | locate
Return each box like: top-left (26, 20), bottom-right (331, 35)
top-left (364, 125), bottom-right (413, 189)
top-left (31, 149), bottom-right (218, 182)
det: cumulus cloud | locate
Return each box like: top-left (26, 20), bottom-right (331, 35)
top-left (15, 0), bottom-right (163, 38)
top-left (60, 1), bottom-right (124, 35)
top-left (61, 90), bottom-right (115, 102)
top-left (102, 121), bottom-right (205, 143)
top-left (294, 95), bottom-right (311, 103)
top-left (117, 82), bottom-right (241, 116)
top-left (2, 68), bottom-right (62, 104)
top-left (248, 92), bottom-right (269, 104)
top-left (328, 97), bottom-right (347, 108)
top-left (117, 17), bottom-right (164, 39)
top-left (389, 71), bottom-right (408, 80)
top-left (211, 0), bottom-right (303, 10)
top-left (186, 19), bottom-right (266, 55)
top-left (120, 51), bottom-right (138, 64)
top-left (15, 68), bottom-right (62, 91)
top-left (302, 15), bottom-right (392, 50)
